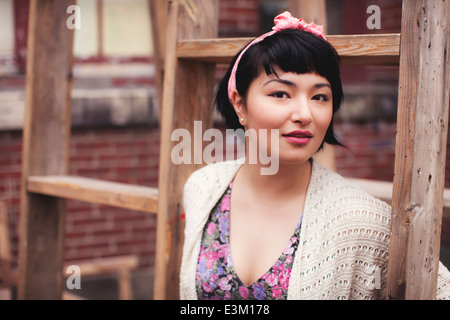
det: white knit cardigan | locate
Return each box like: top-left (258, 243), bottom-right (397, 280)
top-left (180, 159), bottom-right (450, 300)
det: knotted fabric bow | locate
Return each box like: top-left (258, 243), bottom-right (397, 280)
top-left (227, 11), bottom-right (327, 103)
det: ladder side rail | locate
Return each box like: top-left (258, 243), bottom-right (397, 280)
top-left (18, 0), bottom-right (76, 299)
top-left (387, 0), bottom-right (450, 300)
top-left (154, 0), bottom-right (219, 300)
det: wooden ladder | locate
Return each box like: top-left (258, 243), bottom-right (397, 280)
top-left (18, 0), bottom-right (449, 301)
top-left (153, 0), bottom-right (450, 300)
top-left (18, 0), bottom-right (158, 299)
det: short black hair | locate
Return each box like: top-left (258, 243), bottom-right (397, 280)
top-left (215, 29), bottom-right (344, 149)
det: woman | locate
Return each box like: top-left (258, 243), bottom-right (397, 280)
top-left (179, 12), bottom-right (450, 300)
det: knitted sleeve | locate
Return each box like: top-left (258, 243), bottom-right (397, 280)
top-left (437, 262), bottom-right (450, 300)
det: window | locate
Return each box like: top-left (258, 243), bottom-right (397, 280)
top-left (74, 0), bottom-right (153, 61)
top-left (0, 0), bottom-right (16, 75)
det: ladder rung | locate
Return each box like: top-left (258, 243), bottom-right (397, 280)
top-left (349, 178), bottom-right (394, 203)
top-left (351, 178), bottom-right (450, 209)
top-left (177, 33), bottom-right (400, 66)
top-left (64, 255), bottom-right (139, 277)
top-left (27, 175), bottom-right (158, 214)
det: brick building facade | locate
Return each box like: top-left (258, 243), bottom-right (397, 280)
top-left (1, 0), bottom-right (449, 298)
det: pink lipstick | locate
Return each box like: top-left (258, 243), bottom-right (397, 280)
top-left (282, 130), bottom-right (313, 145)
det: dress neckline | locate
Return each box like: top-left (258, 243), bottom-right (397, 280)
top-left (225, 181), bottom-right (303, 287)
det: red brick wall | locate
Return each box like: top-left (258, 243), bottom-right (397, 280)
top-left (334, 122), bottom-right (396, 181)
top-left (219, 0), bottom-right (261, 37)
top-left (0, 131), bottom-right (22, 268)
top-left (0, 128), bottom-right (160, 269)
top-left (65, 128), bottom-right (160, 267)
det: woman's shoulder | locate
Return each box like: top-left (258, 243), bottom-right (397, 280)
top-left (309, 160), bottom-right (391, 216)
top-left (184, 158), bottom-right (243, 191)
top-left (304, 161), bottom-right (392, 258)
top-left (182, 159), bottom-right (243, 217)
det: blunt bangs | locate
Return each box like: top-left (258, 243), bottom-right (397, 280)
top-left (236, 29), bottom-right (343, 113)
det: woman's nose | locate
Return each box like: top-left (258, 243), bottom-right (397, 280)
top-left (290, 98), bottom-right (312, 125)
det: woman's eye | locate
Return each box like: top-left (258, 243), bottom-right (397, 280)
top-left (270, 91), bottom-right (289, 99)
top-left (313, 94), bottom-right (330, 102)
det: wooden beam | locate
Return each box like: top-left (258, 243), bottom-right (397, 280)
top-left (154, 0), bottom-right (219, 299)
top-left (177, 34), bottom-right (401, 65)
top-left (386, 0), bottom-right (450, 300)
top-left (27, 176), bottom-right (159, 213)
top-left (0, 202), bottom-right (14, 288)
top-left (351, 178), bottom-right (450, 209)
top-left (64, 255), bottom-right (138, 300)
top-left (153, 0), bottom-right (180, 300)
top-left (149, 0), bottom-right (169, 113)
top-left (0, 203), bottom-right (11, 265)
top-left (349, 178), bottom-right (395, 204)
top-left (18, 0), bottom-right (75, 299)
top-left (64, 255), bottom-right (138, 277)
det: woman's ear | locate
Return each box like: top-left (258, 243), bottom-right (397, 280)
top-left (231, 89), bottom-right (247, 126)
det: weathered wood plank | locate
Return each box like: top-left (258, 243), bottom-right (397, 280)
top-left (351, 178), bottom-right (450, 209)
top-left (177, 34), bottom-right (401, 65)
top-left (27, 176), bottom-right (159, 213)
top-left (0, 202), bottom-right (14, 288)
top-left (149, 0), bottom-right (169, 112)
top-left (386, 0), bottom-right (450, 300)
top-left (64, 255), bottom-right (138, 277)
top-left (18, 0), bottom-right (75, 300)
top-left (154, 0), bottom-right (219, 299)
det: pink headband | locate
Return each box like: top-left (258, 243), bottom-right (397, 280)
top-left (227, 11), bottom-right (327, 103)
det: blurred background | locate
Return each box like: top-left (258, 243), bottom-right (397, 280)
top-left (0, 0), bottom-right (449, 299)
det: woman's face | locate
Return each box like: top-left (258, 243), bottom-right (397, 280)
top-left (232, 67), bottom-right (333, 166)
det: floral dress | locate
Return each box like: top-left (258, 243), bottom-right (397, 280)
top-left (196, 182), bottom-right (302, 300)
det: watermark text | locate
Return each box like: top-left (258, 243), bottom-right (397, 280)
top-left (367, 5), bottom-right (381, 30)
top-left (171, 121), bottom-right (279, 175)
top-left (66, 265), bottom-right (81, 290)
top-left (66, 5), bottom-right (81, 30)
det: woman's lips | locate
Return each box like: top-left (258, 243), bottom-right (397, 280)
top-left (282, 130), bottom-right (313, 145)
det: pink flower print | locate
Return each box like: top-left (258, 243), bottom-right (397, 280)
top-left (285, 255), bottom-right (293, 264)
top-left (205, 251), bottom-right (216, 269)
top-left (202, 282), bottom-right (213, 293)
top-left (218, 277), bottom-right (231, 291)
top-left (220, 194), bottom-right (230, 212)
top-left (272, 261), bottom-right (283, 272)
top-left (206, 223), bottom-right (215, 235)
top-left (238, 287), bottom-right (249, 299)
top-left (198, 251), bottom-right (206, 262)
top-left (278, 269), bottom-right (291, 290)
top-left (272, 287), bottom-right (283, 299)
top-left (283, 237), bottom-right (297, 255)
top-left (266, 273), bottom-right (278, 287)
top-left (217, 244), bottom-right (229, 259)
top-left (209, 273), bottom-right (218, 283)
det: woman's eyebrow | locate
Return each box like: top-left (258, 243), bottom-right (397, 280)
top-left (263, 79), bottom-right (331, 89)
top-left (315, 83), bottom-right (331, 89)
top-left (263, 78), bottom-right (297, 87)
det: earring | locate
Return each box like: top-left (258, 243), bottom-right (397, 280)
top-left (240, 118), bottom-right (244, 123)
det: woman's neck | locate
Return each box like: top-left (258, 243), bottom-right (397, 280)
top-left (236, 158), bottom-right (312, 206)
